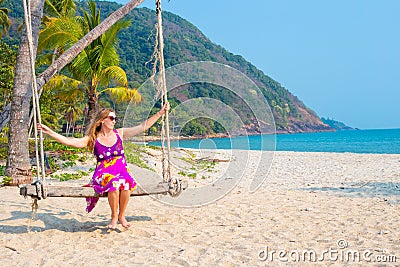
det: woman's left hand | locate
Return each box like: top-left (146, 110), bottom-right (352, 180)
top-left (158, 101), bottom-right (170, 115)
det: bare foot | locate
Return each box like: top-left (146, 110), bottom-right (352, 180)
top-left (107, 217), bottom-right (118, 229)
top-left (118, 216), bottom-right (131, 229)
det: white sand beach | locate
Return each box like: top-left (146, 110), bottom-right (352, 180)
top-left (0, 150), bottom-right (399, 266)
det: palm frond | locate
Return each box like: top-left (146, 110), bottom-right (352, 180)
top-left (44, 74), bottom-right (85, 103)
top-left (99, 20), bottom-right (131, 68)
top-left (105, 87), bottom-right (142, 104)
top-left (0, 4), bottom-right (10, 38)
top-left (99, 66), bottom-right (128, 87)
top-left (44, 0), bottom-right (61, 17)
top-left (36, 53), bottom-right (54, 68)
top-left (87, 43), bottom-right (103, 72)
top-left (44, 0), bottom-right (76, 17)
top-left (70, 50), bottom-right (93, 80)
top-left (98, 43), bottom-right (119, 69)
top-left (38, 16), bottom-right (83, 53)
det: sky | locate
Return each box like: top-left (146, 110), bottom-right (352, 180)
top-left (113, 0), bottom-right (400, 129)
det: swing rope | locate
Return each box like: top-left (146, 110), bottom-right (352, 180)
top-left (22, 0), bottom-right (46, 199)
top-left (154, 0), bottom-right (181, 196)
top-left (155, 0), bottom-right (170, 183)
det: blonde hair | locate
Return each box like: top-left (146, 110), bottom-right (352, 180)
top-left (86, 108), bottom-right (115, 151)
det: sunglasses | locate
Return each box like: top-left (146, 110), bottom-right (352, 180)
top-left (108, 116), bottom-right (118, 122)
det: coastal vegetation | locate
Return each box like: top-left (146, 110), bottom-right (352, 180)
top-left (321, 117), bottom-right (355, 130)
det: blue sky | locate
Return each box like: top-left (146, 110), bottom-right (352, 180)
top-left (113, 0), bottom-right (400, 129)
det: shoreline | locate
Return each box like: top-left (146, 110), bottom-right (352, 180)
top-left (131, 128), bottom-right (400, 155)
top-left (130, 129), bottom-right (336, 142)
top-left (132, 127), bottom-right (400, 142)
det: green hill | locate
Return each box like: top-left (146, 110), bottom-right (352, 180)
top-left (3, 0), bottom-right (332, 134)
top-left (321, 118), bottom-right (355, 131)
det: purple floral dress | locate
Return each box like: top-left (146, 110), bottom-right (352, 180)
top-left (85, 129), bottom-right (137, 212)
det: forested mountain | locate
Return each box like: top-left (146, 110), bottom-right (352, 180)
top-left (2, 0), bottom-right (333, 134)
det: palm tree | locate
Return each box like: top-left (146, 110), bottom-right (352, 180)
top-left (44, 74), bottom-right (85, 135)
top-left (42, 0), bottom-right (77, 63)
top-left (39, 0), bottom-right (141, 124)
top-left (0, 0), bottom-right (10, 39)
top-left (64, 104), bottom-right (82, 136)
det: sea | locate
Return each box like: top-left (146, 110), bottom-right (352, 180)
top-left (149, 128), bottom-right (400, 154)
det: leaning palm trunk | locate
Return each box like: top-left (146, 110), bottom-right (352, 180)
top-left (6, 0), bottom-right (45, 185)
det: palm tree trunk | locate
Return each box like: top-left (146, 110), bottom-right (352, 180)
top-left (6, 0), bottom-right (45, 185)
top-left (81, 105), bottom-right (88, 134)
top-left (72, 121), bottom-right (75, 136)
top-left (87, 90), bottom-right (97, 130)
top-left (65, 120), bottom-right (70, 136)
top-left (0, 103), bottom-right (10, 131)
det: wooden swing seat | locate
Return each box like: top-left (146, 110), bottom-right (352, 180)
top-left (20, 182), bottom-right (171, 198)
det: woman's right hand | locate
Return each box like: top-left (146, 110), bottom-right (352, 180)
top-left (37, 123), bottom-right (51, 135)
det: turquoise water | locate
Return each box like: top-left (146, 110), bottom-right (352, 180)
top-left (149, 128), bottom-right (400, 154)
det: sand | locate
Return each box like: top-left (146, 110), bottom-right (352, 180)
top-left (0, 150), bottom-right (399, 266)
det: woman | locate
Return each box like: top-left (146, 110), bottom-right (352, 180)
top-left (38, 102), bottom-right (169, 229)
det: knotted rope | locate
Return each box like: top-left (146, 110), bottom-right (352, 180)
top-left (152, 0), bottom-right (181, 196)
top-left (23, 0), bottom-right (46, 200)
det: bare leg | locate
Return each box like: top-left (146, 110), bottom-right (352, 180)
top-left (107, 190), bottom-right (119, 229)
top-left (118, 190), bottom-right (131, 228)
